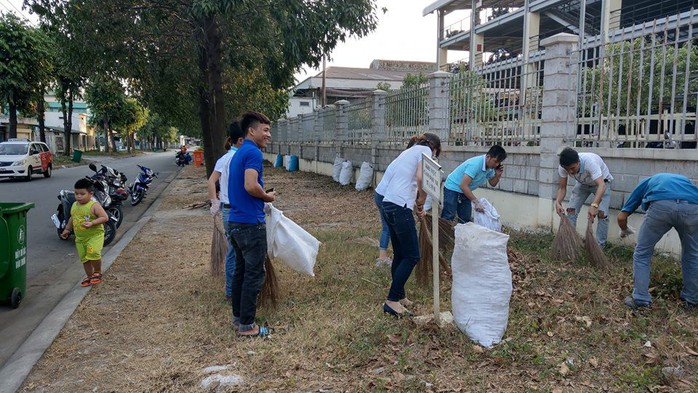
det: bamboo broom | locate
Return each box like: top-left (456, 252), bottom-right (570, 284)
top-left (211, 213), bottom-right (227, 276)
top-left (585, 217), bottom-right (610, 269)
top-left (416, 213), bottom-right (455, 287)
top-left (551, 215), bottom-right (584, 262)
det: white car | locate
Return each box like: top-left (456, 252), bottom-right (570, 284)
top-left (0, 139), bottom-right (54, 180)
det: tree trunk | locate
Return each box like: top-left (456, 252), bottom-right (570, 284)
top-left (103, 118), bottom-right (110, 153)
top-left (37, 97), bottom-right (46, 143)
top-left (111, 131), bottom-right (117, 152)
top-left (60, 97), bottom-right (71, 155)
top-left (8, 102), bottom-right (17, 139)
top-left (197, 15), bottom-right (226, 178)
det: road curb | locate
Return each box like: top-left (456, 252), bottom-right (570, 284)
top-left (0, 169), bottom-right (182, 393)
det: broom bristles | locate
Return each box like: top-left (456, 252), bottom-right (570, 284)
top-left (259, 255), bottom-right (279, 309)
top-left (416, 213), bottom-right (455, 288)
top-left (585, 218), bottom-right (610, 269)
top-left (551, 215), bottom-right (584, 262)
top-left (211, 214), bottom-right (227, 276)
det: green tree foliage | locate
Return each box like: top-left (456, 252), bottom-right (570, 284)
top-left (28, 0), bottom-right (378, 176)
top-left (580, 38), bottom-right (698, 118)
top-left (85, 76), bottom-right (127, 153)
top-left (0, 14), bottom-right (52, 139)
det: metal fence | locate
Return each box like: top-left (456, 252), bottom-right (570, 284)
top-left (384, 83), bottom-right (429, 144)
top-left (573, 7), bottom-right (698, 149)
top-left (448, 57), bottom-right (543, 146)
top-left (345, 97), bottom-right (372, 145)
top-left (317, 106), bottom-right (336, 144)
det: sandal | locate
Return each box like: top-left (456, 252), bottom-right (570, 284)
top-left (238, 325), bottom-right (271, 338)
top-left (81, 276), bottom-right (92, 287)
top-left (90, 272), bottom-right (103, 285)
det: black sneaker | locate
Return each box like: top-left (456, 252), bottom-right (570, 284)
top-left (624, 296), bottom-right (651, 310)
top-left (681, 300), bottom-right (697, 311)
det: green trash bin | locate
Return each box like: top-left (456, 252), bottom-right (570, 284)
top-left (0, 202), bottom-right (34, 308)
top-left (72, 149), bottom-right (83, 163)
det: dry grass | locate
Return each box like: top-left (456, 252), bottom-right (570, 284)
top-left (20, 164), bottom-right (698, 392)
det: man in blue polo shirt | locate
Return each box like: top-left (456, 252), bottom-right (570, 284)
top-left (441, 145), bottom-right (506, 223)
top-left (617, 173), bottom-right (698, 311)
top-left (227, 111), bottom-right (276, 337)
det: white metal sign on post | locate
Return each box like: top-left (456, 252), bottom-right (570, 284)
top-left (421, 153), bottom-right (443, 324)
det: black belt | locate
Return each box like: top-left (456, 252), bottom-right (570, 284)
top-left (222, 203), bottom-right (231, 208)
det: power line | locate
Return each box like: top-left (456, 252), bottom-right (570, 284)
top-left (0, 0), bottom-right (34, 24)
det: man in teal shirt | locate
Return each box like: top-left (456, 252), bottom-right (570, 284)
top-left (441, 145), bottom-right (506, 223)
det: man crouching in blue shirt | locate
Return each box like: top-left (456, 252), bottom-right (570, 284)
top-left (227, 111), bottom-right (276, 337)
top-left (617, 173), bottom-right (698, 311)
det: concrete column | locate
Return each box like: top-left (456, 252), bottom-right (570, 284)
top-left (428, 71), bottom-right (452, 144)
top-left (437, 9), bottom-right (448, 70)
top-left (539, 33), bottom-right (579, 202)
top-left (371, 90), bottom-right (388, 148)
top-left (601, 0), bottom-right (622, 38)
top-left (335, 100), bottom-right (349, 154)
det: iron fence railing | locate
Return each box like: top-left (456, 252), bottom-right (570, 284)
top-left (384, 83), bottom-right (429, 145)
top-left (345, 97), bottom-right (372, 145)
top-left (574, 7), bottom-right (698, 149)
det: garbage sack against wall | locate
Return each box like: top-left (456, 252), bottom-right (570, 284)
top-left (473, 197), bottom-right (502, 232)
top-left (355, 162), bottom-right (373, 191)
top-left (265, 204), bottom-right (319, 277)
top-left (339, 160), bottom-right (353, 186)
top-left (451, 222), bottom-right (512, 347)
top-left (283, 155), bottom-right (291, 170)
top-left (332, 156), bottom-right (343, 182)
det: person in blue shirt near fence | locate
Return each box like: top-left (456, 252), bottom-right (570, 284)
top-left (441, 145), bottom-right (506, 224)
top-left (617, 173), bottom-right (698, 311)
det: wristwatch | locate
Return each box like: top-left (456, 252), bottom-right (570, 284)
top-left (590, 203), bottom-right (599, 208)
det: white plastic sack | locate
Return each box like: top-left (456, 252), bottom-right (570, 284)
top-left (355, 162), bottom-right (373, 191)
top-left (339, 160), bottom-right (353, 186)
top-left (265, 204), bottom-right (319, 277)
top-left (473, 198), bottom-right (502, 232)
top-left (332, 156), bottom-right (343, 182)
top-left (451, 222), bottom-right (512, 347)
top-left (283, 155), bottom-right (291, 170)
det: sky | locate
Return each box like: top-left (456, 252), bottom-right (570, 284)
top-left (2, 0), bottom-right (459, 84)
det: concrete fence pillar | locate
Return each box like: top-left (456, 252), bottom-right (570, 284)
top-left (276, 118), bottom-right (288, 148)
top-left (335, 100), bottom-right (349, 155)
top-left (428, 71), bottom-right (452, 144)
top-left (371, 90), bottom-right (388, 147)
top-left (539, 33), bottom-right (578, 201)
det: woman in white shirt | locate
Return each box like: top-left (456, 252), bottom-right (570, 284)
top-left (378, 133), bottom-right (441, 317)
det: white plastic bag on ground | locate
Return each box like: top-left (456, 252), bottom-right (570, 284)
top-left (451, 222), bottom-right (512, 347)
top-left (265, 204), bottom-right (319, 277)
top-left (339, 160), bottom-right (353, 186)
top-left (355, 162), bottom-right (373, 191)
top-left (473, 197), bottom-right (502, 232)
top-left (283, 155), bottom-right (291, 170)
top-left (332, 156), bottom-right (343, 182)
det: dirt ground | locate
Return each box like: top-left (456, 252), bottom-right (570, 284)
top-left (19, 163), bottom-right (698, 392)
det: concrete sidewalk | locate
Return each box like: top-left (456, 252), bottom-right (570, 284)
top-left (0, 167), bottom-right (182, 393)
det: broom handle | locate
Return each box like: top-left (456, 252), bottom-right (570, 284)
top-left (433, 201), bottom-right (441, 325)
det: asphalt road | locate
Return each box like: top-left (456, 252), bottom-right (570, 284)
top-left (0, 151), bottom-right (181, 369)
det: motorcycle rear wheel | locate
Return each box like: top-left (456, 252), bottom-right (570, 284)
top-left (130, 188), bottom-right (144, 206)
top-left (109, 205), bottom-right (124, 228)
top-left (103, 220), bottom-right (117, 246)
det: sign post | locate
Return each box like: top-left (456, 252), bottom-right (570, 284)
top-left (421, 153), bottom-right (443, 324)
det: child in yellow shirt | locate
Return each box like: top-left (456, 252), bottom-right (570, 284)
top-left (60, 178), bottom-right (109, 287)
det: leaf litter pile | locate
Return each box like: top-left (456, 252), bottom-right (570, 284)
top-left (22, 163), bottom-right (697, 392)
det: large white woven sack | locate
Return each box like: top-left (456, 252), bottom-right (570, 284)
top-left (451, 222), bottom-right (512, 347)
top-left (355, 162), bottom-right (373, 191)
top-left (266, 204), bottom-right (319, 277)
top-left (473, 197), bottom-right (502, 232)
top-left (339, 160), bottom-right (353, 186)
top-left (332, 156), bottom-right (343, 182)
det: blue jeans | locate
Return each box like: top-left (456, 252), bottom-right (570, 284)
top-left (567, 181), bottom-right (612, 247)
top-left (441, 187), bottom-right (472, 224)
top-left (374, 191), bottom-right (390, 250)
top-left (229, 222), bottom-right (267, 330)
top-left (222, 206), bottom-right (236, 298)
top-left (382, 201), bottom-right (420, 301)
top-left (632, 200), bottom-right (698, 305)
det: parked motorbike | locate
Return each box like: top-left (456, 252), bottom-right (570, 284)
top-left (88, 163), bottom-right (128, 228)
top-left (129, 164), bottom-right (158, 206)
top-left (51, 187), bottom-right (118, 246)
top-left (175, 151), bottom-right (191, 167)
